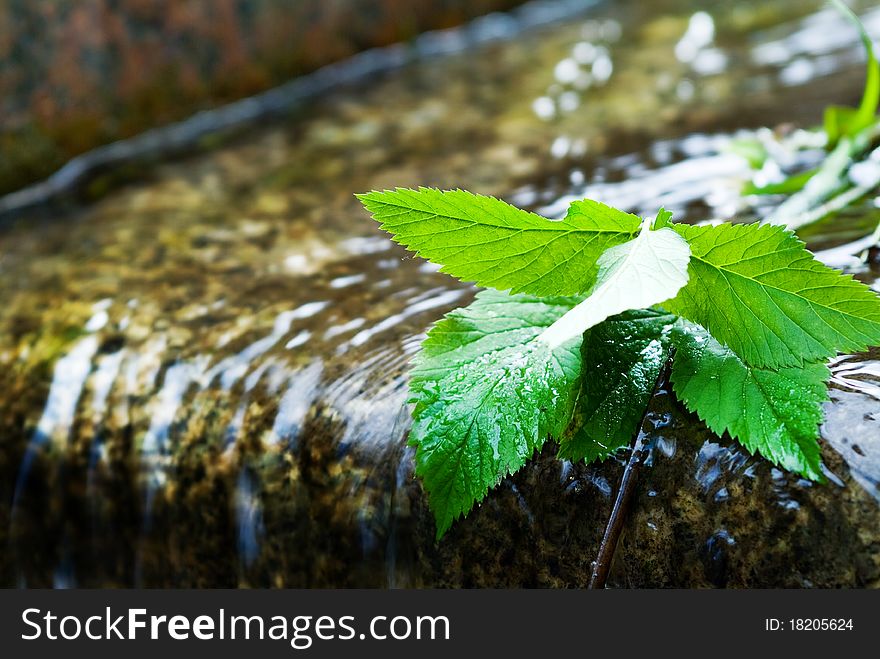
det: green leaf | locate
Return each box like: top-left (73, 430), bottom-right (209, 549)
top-left (357, 188), bottom-right (641, 295)
top-left (667, 222), bottom-right (880, 368)
top-left (408, 290), bottom-right (583, 538)
top-left (670, 321), bottom-right (829, 481)
top-left (408, 220), bottom-right (690, 536)
top-left (560, 309), bottom-right (676, 462)
top-left (743, 168), bottom-right (818, 196)
top-left (827, 0), bottom-right (879, 143)
top-left (653, 207), bottom-right (675, 229)
top-left (762, 4), bottom-right (877, 228)
top-left (539, 219), bottom-right (691, 348)
top-left (824, 105), bottom-right (859, 145)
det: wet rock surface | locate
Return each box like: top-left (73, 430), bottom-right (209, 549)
top-left (1, 0), bottom-right (879, 587)
top-left (0, 0), bottom-right (530, 196)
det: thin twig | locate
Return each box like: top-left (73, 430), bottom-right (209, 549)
top-left (588, 351), bottom-right (675, 589)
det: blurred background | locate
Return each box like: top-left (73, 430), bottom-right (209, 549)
top-left (1, 0), bottom-right (879, 588)
top-left (0, 0), bottom-right (530, 196)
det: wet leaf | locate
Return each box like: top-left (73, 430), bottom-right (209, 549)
top-left (357, 187), bottom-right (640, 296)
top-left (408, 219), bottom-right (690, 536)
top-left (539, 218), bottom-right (690, 348)
top-left (559, 309), bottom-right (677, 462)
top-left (408, 290), bottom-right (583, 538)
top-left (671, 321), bottom-right (829, 481)
top-left (666, 222), bottom-right (880, 368)
top-left (364, 184), bottom-right (880, 536)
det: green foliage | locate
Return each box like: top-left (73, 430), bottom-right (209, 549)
top-left (825, 0), bottom-right (879, 145)
top-left (825, 106), bottom-right (866, 146)
top-left (559, 309), bottom-right (676, 462)
top-left (356, 188), bottom-right (640, 296)
top-left (358, 2), bottom-right (880, 534)
top-left (652, 207), bottom-right (675, 230)
top-left (358, 186), bottom-right (880, 536)
top-left (666, 222), bottom-right (880, 368)
top-left (538, 216), bottom-right (690, 349)
top-left (408, 290), bottom-right (583, 538)
top-left (406, 217), bottom-right (691, 537)
top-left (670, 321), bottom-right (829, 481)
top-left (743, 168), bottom-right (817, 196)
top-left (738, 1), bottom-right (880, 230)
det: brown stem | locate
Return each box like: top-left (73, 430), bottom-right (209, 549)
top-left (588, 351), bottom-right (674, 589)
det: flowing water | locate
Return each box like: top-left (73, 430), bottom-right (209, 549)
top-left (1, 0), bottom-right (879, 587)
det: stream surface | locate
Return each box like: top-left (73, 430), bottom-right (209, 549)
top-left (1, 0), bottom-right (879, 587)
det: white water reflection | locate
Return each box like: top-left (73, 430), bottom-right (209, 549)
top-left (830, 355), bottom-right (880, 401)
top-left (324, 318), bottom-right (366, 341)
top-left (675, 11), bottom-right (715, 64)
top-left (752, 6), bottom-right (880, 67)
top-left (235, 468), bottom-right (265, 568)
top-left (338, 288), bottom-right (466, 353)
top-left (533, 18), bottom-right (619, 122)
top-left (86, 348), bottom-right (126, 493)
top-left (268, 360), bottom-right (324, 446)
top-left (207, 301), bottom-right (328, 390)
top-left (141, 357), bottom-right (209, 519)
top-left (823, 387), bottom-right (880, 502)
top-left (533, 135), bottom-right (750, 221)
top-left (12, 313), bottom-right (103, 510)
top-left (32, 336), bottom-right (100, 446)
top-left (329, 273), bottom-right (367, 288)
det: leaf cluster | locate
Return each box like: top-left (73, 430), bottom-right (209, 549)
top-left (358, 188), bottom-right (880, 536)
